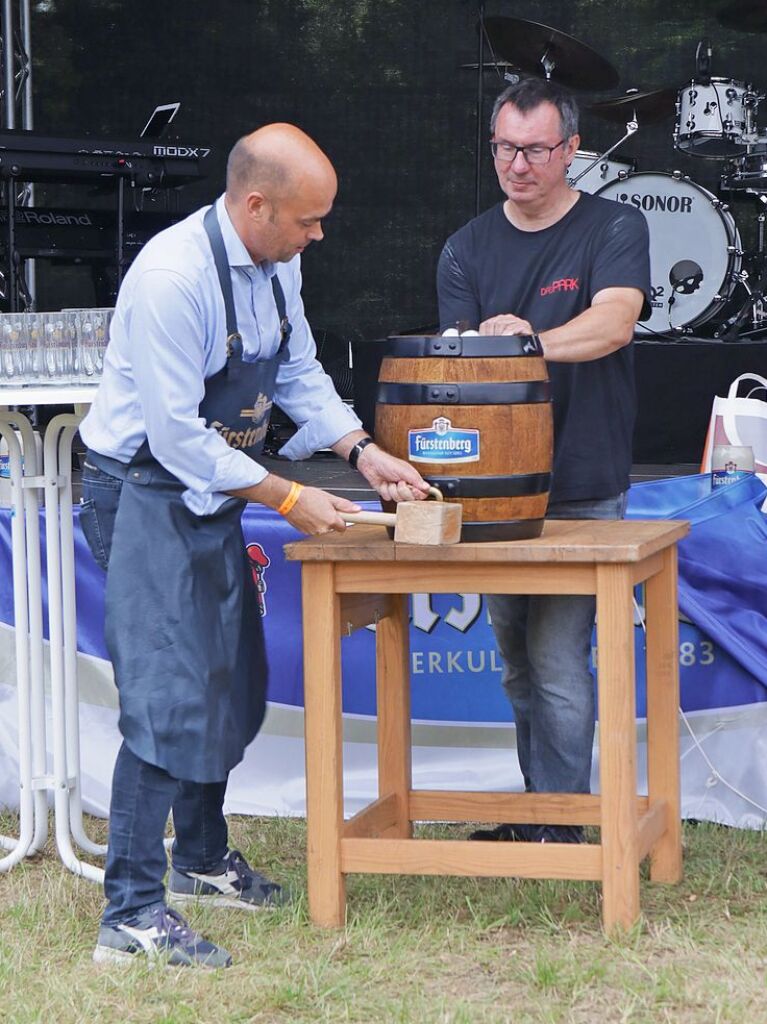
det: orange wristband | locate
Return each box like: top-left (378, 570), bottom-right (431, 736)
top-left (277, 481), bottom-right (304, 516)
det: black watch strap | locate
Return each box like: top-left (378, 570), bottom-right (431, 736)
top-left (348, 436), bottom-right (375, 470)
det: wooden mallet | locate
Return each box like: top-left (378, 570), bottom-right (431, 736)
top-left (342, 486), bottom-right (462, 545)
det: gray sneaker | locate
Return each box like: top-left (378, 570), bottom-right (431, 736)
top-left (167, 848), bottom-right (284, 911)
top-left (93, 903), bottom-right (232, 968)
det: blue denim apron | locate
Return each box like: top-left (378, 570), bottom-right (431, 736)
top-left (99, 206), bottom-right (291, 782)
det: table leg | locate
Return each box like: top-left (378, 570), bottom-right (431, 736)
top-left (596, 564), bottom-right (640, 933)
top-left (302, 562), bottom-right (346, 927)
top-left (376, 593), bottom-right (412, 838)
top-left (645, 547), bottom-right (682, 883)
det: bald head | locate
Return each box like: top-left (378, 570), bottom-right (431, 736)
top-left (226, 123), bottom-right (336, 203)
top-left (224, 124), bottom-right (338, 264)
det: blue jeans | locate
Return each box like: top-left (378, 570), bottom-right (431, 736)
top-left (485, 492), bottom-right (628, 796)
top-left (81, 459), bottom-right (231, 924)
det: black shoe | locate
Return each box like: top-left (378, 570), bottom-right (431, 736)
top-left (468, 823), bottom-right (584, 843)
top-left (468, 823), bottom-right (532, 841)
top-left (529, 824), bottom-right (584, 844)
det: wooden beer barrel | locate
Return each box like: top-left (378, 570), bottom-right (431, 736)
top-left (374, 334), bottom-right (553, 541)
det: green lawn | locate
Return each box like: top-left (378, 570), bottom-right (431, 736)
top-left (1, 813), bottom-right (766, 1023)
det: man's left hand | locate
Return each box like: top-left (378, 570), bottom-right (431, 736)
top-left (356, 444), bottom-right (431, 503)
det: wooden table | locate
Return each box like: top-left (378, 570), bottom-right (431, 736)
top-left (284, 518), bottom-right (689, 934)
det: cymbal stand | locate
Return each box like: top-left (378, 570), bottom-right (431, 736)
top-left (539, 50), bottom-right (555, 82)
top-left (474, 0), bottom-right (486, 217)
top-left (569, 119), bottom-right (639, 186)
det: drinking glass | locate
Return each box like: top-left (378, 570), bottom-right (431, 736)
top-left (41, 311), bottom-right (76, 384)
top-left (77, 308), bottom-right (112, 381)
top-left (0, 313), bottom-right (31, 385)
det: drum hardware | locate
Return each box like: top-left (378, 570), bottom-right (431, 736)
top-left (567, 150), bottom-right (635, 194)
top-left (577, 87), bottom-right (676, 196)
top-left (719, 143), bottom-right (767, 192)
top-left (568, 122), bottom-right (638, 190)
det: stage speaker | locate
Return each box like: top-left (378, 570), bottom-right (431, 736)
top-left (633, 338), bottom-right (767, 463)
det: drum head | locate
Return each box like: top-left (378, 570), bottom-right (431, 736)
top-left (595, 172), bottom-right (740, 334)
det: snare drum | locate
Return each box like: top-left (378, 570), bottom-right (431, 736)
top-left (566, 150), bottom-right (634, 193)
top-left (720, 145), bottom-right (767, 190)
top-left (675, 78), bottom-right (751, 158)
top-left (596, 172), bottom-right (741, 334)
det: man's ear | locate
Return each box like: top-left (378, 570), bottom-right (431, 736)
top-left (565, 134), bottom-right (581, 166)
top-left (246, 191), bottom-right (269, 221)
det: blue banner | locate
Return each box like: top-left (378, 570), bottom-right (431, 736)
top-left (1, 470), bottom-right (764, 724)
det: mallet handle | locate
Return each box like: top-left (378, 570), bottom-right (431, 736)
top-left (343, 511), bottom-right (396, 527)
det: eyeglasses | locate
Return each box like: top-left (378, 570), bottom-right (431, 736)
top-left (490, 139), bottom-right (566, 165)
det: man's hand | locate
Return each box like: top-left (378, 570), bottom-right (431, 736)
top-left (284, 486), bottom-right (361, 535)
top-left (355, 444), bottom-right (431, 503)
top-left (230, 475), bottom-right (361, 535)
top-left (479, 314), bottom-right (534, 336)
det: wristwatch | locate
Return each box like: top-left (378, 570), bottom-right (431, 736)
top-left (348, 436), bottom-right (375, 470)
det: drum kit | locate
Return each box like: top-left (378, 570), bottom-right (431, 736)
top-left (471, 5), bottom-right (767, 341)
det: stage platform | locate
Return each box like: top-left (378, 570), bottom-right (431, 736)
top-left (254, 454), bottom-right (698, 500)
top-left (65, 451), bottom-right (697, 507)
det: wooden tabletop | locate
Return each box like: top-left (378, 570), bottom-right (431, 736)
top-left (284, 518), bottom-right (690, 564)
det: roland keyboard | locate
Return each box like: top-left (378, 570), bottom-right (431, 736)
top-left (0, 206), bottom-right (183, 260)
top-left (0, 130), bottom-right (212, 187)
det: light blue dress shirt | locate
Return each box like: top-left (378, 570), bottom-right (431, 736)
top-left (80, 195), bottom-right (362, 515)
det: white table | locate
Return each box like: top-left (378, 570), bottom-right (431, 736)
top-left (0, 386), bottom-right (104, 881)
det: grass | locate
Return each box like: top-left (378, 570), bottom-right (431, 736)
top-left (1, 813), bottom-right (767, 1023)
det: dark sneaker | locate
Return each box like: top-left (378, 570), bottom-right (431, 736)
top-left (468, 823), bottom-right (531, 841)
top-left (530, 824), bottom-right (584, 843)
top-left (167, 848), bottom-right (284, 911)
top-left (93, 903), bottom-right (231, 968)
top-left (468, 823), bottom-right (584, 843)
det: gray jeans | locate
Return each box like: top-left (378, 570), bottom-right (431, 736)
top-left (486, 492), bottom-right (628, 795)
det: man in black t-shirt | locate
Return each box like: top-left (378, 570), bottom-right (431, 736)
top-left (437, 78), bottom-right (650, 843)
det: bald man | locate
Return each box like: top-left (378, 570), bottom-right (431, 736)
top-left (79, 124), bottom-right (428, 968)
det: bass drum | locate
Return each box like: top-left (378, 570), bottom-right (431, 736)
top-left (595, 172), bottom-right (741, 335)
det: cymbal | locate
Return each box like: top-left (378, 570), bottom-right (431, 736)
top-left (483, 16), bottom-right (619, 91)
top-left (588, 87), bottom-right (679, 125)
top-left (460, 62), bottom-right (516, 72)
top-left (717, 0), bottom-right (767, 32)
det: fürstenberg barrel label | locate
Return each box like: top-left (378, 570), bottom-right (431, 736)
top-left (408, 416), bottom-right (480, 463)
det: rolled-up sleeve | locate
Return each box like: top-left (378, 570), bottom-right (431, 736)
top-left (128, 268), bottom-right (266, 513)
top-left (273, 263), bottom-right (361, 459)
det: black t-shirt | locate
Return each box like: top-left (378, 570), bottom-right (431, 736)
top-left (436, 192), bottom-right (651, 503)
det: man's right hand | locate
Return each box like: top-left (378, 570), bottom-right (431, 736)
top-left (282, 485), bottom-right (360, 535)
top-left (230, 474), bottom-right (360, 536)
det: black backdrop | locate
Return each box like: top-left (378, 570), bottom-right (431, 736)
top-left (25, 0), bottom-right (767, 461)
top-left (29, 0), bottom-right (767, 337)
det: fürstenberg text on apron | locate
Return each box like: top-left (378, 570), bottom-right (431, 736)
top-left (101, 205), bottom-right (291, 782)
